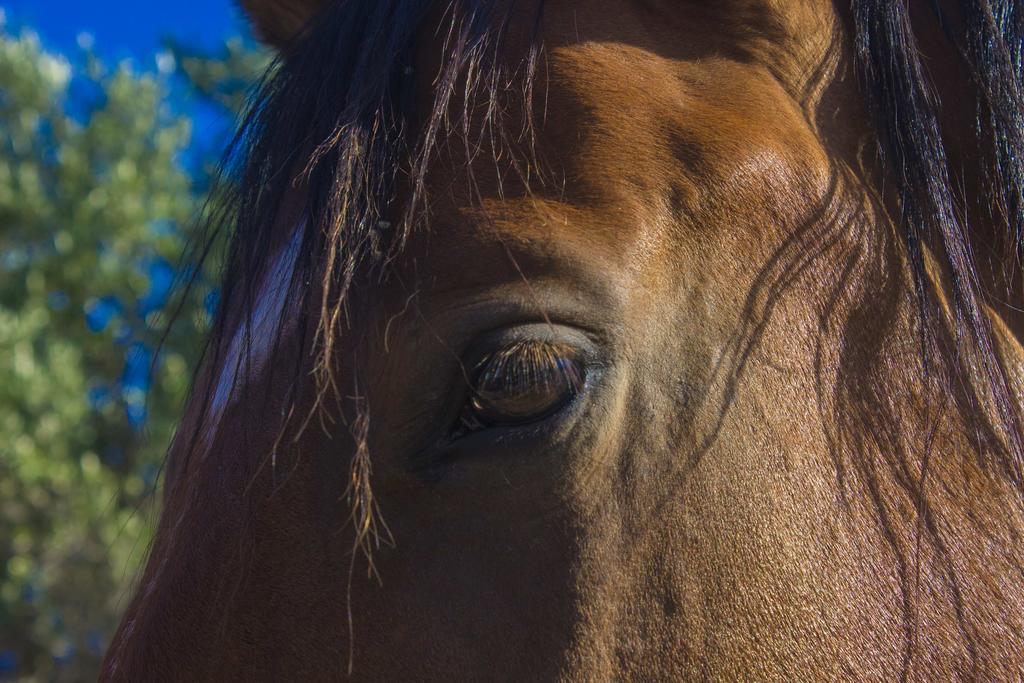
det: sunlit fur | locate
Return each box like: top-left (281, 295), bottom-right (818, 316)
top-left (103, 1), bottom-right (1024, 680)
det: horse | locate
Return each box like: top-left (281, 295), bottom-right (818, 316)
top-left (101, 0), bottom-right (1024, 679)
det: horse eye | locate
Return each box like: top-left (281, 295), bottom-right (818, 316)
top-left (458, 340), bottom-right (584, 431)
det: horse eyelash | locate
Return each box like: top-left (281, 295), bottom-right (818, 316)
top-left (454, 339), bottom-right (583, 435)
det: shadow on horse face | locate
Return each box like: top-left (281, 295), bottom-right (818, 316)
top-left (102, 1), bottom-right (1024, 680)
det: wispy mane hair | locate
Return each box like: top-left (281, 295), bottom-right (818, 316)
top-left (853, 0), bottom-right (1024, 488)
top-left (173, 0), bottom-right (544, 568)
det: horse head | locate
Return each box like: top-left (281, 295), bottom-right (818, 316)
top-left (103, 1), bottom-right (1024, 679)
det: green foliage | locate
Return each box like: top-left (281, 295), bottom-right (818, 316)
top-left (0, 27), bottom-right (264, 681)
top-left (171, 37), bottom-right (271, 117)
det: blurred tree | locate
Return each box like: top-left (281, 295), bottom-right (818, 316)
top-left (171, 36), bottom-right (270, 117)
top-left (0, 26), bottom-right (265, 681)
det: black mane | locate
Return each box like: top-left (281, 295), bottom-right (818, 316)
top-left (854, 0), bottom-right (1024, 487)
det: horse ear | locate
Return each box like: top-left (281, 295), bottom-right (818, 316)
top-left (236, 0), bottom-right (328, 50)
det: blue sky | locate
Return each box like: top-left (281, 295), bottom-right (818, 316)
top-left (2, 0), bottom-right (262, 166)
top-left (2, 0), bottom-right (250, 62)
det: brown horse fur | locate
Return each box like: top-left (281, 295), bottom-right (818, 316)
top-left (236, 0), bottom-right (328, 49)
top-left (103, 1), bottom-right (1024, 680)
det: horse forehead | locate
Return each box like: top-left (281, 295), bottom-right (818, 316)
top-left (541, 40), bottom-right (831, 197)
top-left (407, 0), bottom-right (838, 290)
top-left (437, 52), bottom-right (830, 253)
top-left (534, 0), bottom-right (840, 155)
top-left (537, 0), bottom-right (838, 89)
